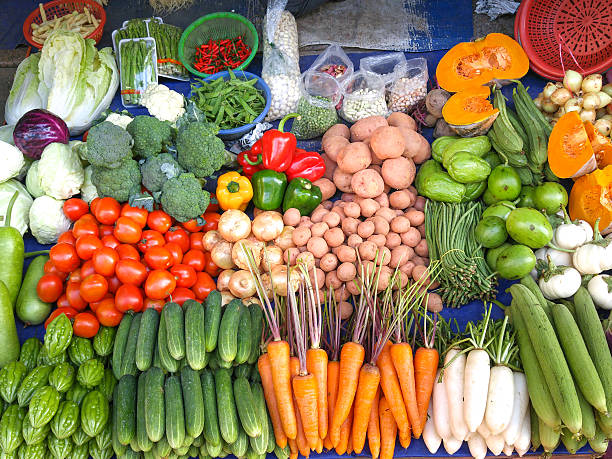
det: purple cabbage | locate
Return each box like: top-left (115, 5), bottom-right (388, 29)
top-left (13, 109), bottom-right (69, 159)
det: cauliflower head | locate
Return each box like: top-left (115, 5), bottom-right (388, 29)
top-left (160, 173), bottom-right (210, 222)
top-left (29, 195), bottom-right (71, 244)
top-left (85, 121), bottom-right (133, 168)
top-left (126, 116), bottom-right (173, 159)
top-left (141, 84), bottom-right (185, 123)
top-left (38, 142), bottom-right (85, 200)
top-left (176, 122), bottom-right (227, 179)
top-left (0, 140), bottom-right (26, 184)
top-left (91, 159), bottom-right (141, 202)
top-left (141, 153), bottom-right (184, 193)
top-left (105, 112), bottom-right (133, 130)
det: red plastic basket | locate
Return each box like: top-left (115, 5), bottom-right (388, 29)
top-left (516, 0), bottom-right (612, 80)
top-left (23, 0), bottom-right (106, 49)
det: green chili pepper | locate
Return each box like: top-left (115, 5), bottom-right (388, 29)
top-left (282, 178), bottom-right (322, 216)
top-left (251, 170), bottom-right (288, 211)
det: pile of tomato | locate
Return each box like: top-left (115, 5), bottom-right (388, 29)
top-left (37, 196), bottom-right (221, 338)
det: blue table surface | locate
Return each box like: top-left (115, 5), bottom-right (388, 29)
top-left (13, 50), bottom-right (590, 457)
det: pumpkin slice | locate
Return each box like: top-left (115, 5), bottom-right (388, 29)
top-left (569, 165), bottom-right (612, 234)
top-left (548, 111), bottom-right (597, 179)
top-left (442, 86), bottom-right (499, 137)
top-left (584, 121), bottom-right (612, 168)
top-left (436, 33), bottom-right (529, 93)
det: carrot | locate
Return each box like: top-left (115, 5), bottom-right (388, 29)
top-left (335, 404), bottom-right (354, 455)
top-left (324, 359), bottom-right (339, 450)
top-left (315, 437), bottom-right (323, 453)
top-left (323, 433), bottom-right (333, 451)
top-left (351, 363), bottom-right (381, 454)
top-left (258, 354), bottom-right (288, 448)
top-left (290, 357), bottom-right (311, 457)
top-left (307, 348), bottom-right (328, 440)
top-left (346, 426), bottom-right (354, 455)
top-left (288, 438), bottom-right (298, 459)
top-left (292, 372), bottom-right (319, 449)
top-left (391, 342), bottom-right (421, 437)
top-left (379, 396), bottom-right (398, 459)
top-left (329, 341), bottom-right (365, 445)
top-left (377, 341), bottom-right (410, 435)
top-left (414, 346), bottom-right (439, 436)
top-left (399, 423), bottom-right (412, 448)
top-left (368, 388), bottom-right (381, 459)
top-left (268, 339), bottom-right (298, 439)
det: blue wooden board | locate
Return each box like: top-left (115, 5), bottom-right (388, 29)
top-left (13, 50), bottom-right (591, 457)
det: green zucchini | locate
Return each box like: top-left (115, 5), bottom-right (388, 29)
top-left (184, 300), bottom-right (206, 370)
top-left (163, 303), bottom-right (185, 361)
top-left (158, 309), bottom-right (179, 373)
top-left (112, 314), bottom-right (133, 380)
top-left (201, 369), bottom-right (221, 447)
top-left (204, 291), bottom-right (222, 352)
top-left (248, 305), bottom-right (263, 364)
top-left (143, 367), bottom-right (165, 443)
top-left (215, 368), bottom-right (239, 444)
top-left (135, 308), bottom-right (159, 372)
top-left (218, 300), bottom-right (242, 363)
top-left (120, 313), bottom-right (142, 378)
top-left (235, 305), bottom-right (252, 364)
top-left (234, 377), bottom-right (261, 437)
top-left (116, 375), bottom-right (137, 446)
top-left (180, 367), bottom-right (205, 438)
top-left (165, 375), bottom-right (185, 449)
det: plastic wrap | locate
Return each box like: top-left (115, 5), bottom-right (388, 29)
top-left (359, 52), bottom-right (408, 87)
top-left (339, 70), bottom-right (388, 123)
top-left (291, 71), bottom-right (341, 140)
top-left (387, 58), bottom-right (428, 113)
top-left (118, 38), bottom-right (158, 108)
top-left (307, 44), bottom-right (354, 85)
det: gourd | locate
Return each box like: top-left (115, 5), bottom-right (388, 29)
top-left (569, 165), bottom-right (612, 235)
top-left (584, 121), bottom-right (612, 168)
top-left (548, 112), bottom-right (597, 179)
top-left (436, 33), bottom-right (529, 93)
top-left (442, 86), bottom-right (499, 137)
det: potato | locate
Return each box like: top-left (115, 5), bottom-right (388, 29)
top-left (350, 116), bottom-right (388, 142)
top-left (292, 226), bottom-right (311, 247)
top-left (347, 234), bottom-right (363, 248)
top-left (375, 246), bottom-right (391, 266)
top-left (319, 253), bottom-right (338, 272)
top-left (406, 209), bottom-right (425, 226)
top-left (381, 157), bottom-right (416, 190)
top-left (346, 279), bottom-right (361, 296)
top-left (337, 262), bottom-right (357, 282)
top-left (330, 205), bottom-right (345, 219)
top-left (333, 168), bottom-right (354, 193)
top-left (356, 198), bottom-right (379, 217)
top-left (415, 239), bottom-right (429, 257)
top-left (370, 126), bottom-right (406, 160)
top-left (336, 245), bottom-right (356, 263)
top-left (418, 224), bottom-right (426, 238)
top-left (412, 255), bottom-right (426, 266)
top-left (414, 196), bottom-right (426, 211)
top-left (341, 217), bottom-right (360, 235)
top-left (412, 265), bottom-right (430, 284)
top-left (322, 211), bottom-right (341, 228)
top-left (307, 237), bottom-right (329, 258)
top-left (371, 216), bottom-right (390, 235)
top-left (375, 207), bottom-right (397, 223)
top-left (373, 193), bottom-right (389, 208)
top-left (377, 266), bottom-right (393, 291)
top-left (351, 169), bottom-right (385, 198)
top-left (399, 261), bottom-right (415, 277)
top-left (311, 222), bottom-right (330, 238)
top-left (283, 247), bottom-right (299, 265)
top-left (368, 234), bottom-right (387, 248)
top-left (425, 293), bottom-right (444, 313)
top-left (385, 232), bottom-right (401, 250)
top-left (387, 112), bottom-right (417, 130)
top-left (296, 251), bottom-right (316, 270)
top-left (358, 241), bottom-right (378, 261)
top-left (325, 271), bottom-right (342, 290)
top-left (389, 190), bottom-right (413, 210)
top-left (298, 216), bottom-right (313, 229)
top-left (310, 208), bottom-right (329, 223)
top-left (401, 227), bottom-right (421, 247)
top-left (398, 127), bottom-right (431, 165)
top-left (343, 202), bottom-right (361, 218)
top-left (311, 178), bottom-right (335, 202)
top-left (283, 208), bottom-right (301, 226)
top-left (310, 267), bottom-right (326, 289)
top-left (322, 135), bottom-right (350, 161)
top-left (390, 216), bottom-right (411, 233)
top-left (337, 142), bottom-right (372, 173)
top-left (390, 246), bottom-right (414, 268)
top-left (321, 200), bottom-right (333, 210)
top-left (324, 228), bottom-right (345, 248)
top-left (323, 123), bottom-right (350, 141)
top-left (339, 301), bottom-right (353, 319)
top-left (342, 193), bottom-right (357, 203)
top-left (357, 220), bottom-right (375, 239)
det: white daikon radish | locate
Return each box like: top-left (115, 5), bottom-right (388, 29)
top-left (503, 443), bottom-right (515, 456)
top-left (502, 372), bottom-right (529, 445)
top-left (423, 399), bottom-right (442, 453)
top-left (433, 369), bottom-right (452, 441)
top-left (485, 432), bottom-right (505, 456)
top-left (444, 347), bottom-right (469, 440)
top-left (514, 409), bottom-right (531, 457)
top-left (467, 432), bottom-right (487, 459)
top-left (443, 436), bottom-right (463, 455)
top-left (477, 422), bottom-right (491, 439)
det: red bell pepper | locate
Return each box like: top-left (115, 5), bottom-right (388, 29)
top-left (256, 113), bottom-right (299, 172)
top-left (237, 150), bottom-right (261, 179)
top-left (285, 149), bottom-right (326, 182)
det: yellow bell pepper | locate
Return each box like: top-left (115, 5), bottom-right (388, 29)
top-left (216, 172), bottom-right (253, 211)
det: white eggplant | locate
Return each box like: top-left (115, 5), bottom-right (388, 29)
top-left (423, 399), bottom-right (441, 453)
top-left (467, 432), bottom-right (487, 459)
top-left (485, 365), bottom-right (514, 434)
top-left (554, 218), bottom-right (592, 250)
top-left (433, 369), bottom-right (452, 440)
top-left (538, 266), bottom-right (581, 300)
top-left (443, 436), bottom-right (463, 455)
top-left (485, 433), bottom-right (505, 456)
top-left (587, 274), bottom-right (612, 310)
top-left (531, 247), bottom-right (573, 279)
top-left (444, 348), bottom-right (469, 440)
top-left (572, 242), bottom-right (607, 274)
top-left (514, 409), bottom-right (531, 457)
top-left (502, 372), bottom-right (529, 446)
top-left (464, 349), bottom-right (491, 432)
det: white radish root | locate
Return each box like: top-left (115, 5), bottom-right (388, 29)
top-left (433, 369), bottom-right (452, 441)
top-left (423, 399), bottom-right (442, 453)
top-left (485, 365), bottom-right (514, 435)
top-left (445, 348), bottom-right (469, 441)
top-left (464, 349), bottom-right (491, 432)
top-left (502, 372), bottom-right (529, 446)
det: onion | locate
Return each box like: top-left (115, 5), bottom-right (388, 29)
top-left (252, 211), bottom-right (284, 242)
top-left (563, 70), bottom-right (583, 93)
top-left (596, 91), bottom-right (612, 109)
top-left (218, 210), bottom-right (251, 242)
top-left (542, 82), bottom-right (557, 99)
top-left (579, 109), bottom-right (597, 123)
top-left (261, 245), bottom-right (284, 272)
top-left (564, 97), bottom-right (582, 113)
top-left (541, 99), bottom-right (558, 114)
top-left (582, 74), bottom-right (603, 93)
top-left (217, 269), bottom-right (235, 291)
top-left (266, 265), bottom-right (301, 296)
top-left (274, 226), bottom-right (295, 250)
top-left (602, 114), bottom-right (612, 122)
top-left (594, 118), bottom-right (612, 137)
top-left (203, 230), bottom-right (222, 252)
top-left (582, 93), bottom-right (601, 110)
top-left (550, 87), bottom-right (572, 105)
top-left (232, 239), bottom-right (263, 270)
top-left (533, 95), bottom-right (543, 110)
top-left (211, 241), bottom-right (235, 270)
top-left (228, 270), bottom-right (257, 298)
top-left (220, 291), bottom-right (235, 306)
top-left (603, 83), bottom-right (612, 98)
top-left (553, 107), bottom-right (566, 119)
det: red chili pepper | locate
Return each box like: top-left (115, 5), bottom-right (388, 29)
top-left (193, 36), bottom-right (252, 73)
top-left (285, 149), bottom-right (326, 182)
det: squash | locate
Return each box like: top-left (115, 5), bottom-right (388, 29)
top-left (569, 165), bottom-right (612, 235)
top-left (442, 86), bottom-right (499, 137)
top-left (584, 121), bottom-right (612, 168)
top-left (436, 33), bottom-right (529, 93)
top-left (548, 111), bottom-right (597, 179)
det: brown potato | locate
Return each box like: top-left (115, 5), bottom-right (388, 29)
top-left (298, 216), bottom-right (313, 229)
top-left (343, 202), bottom-right (361, 218)
top-left (347, 234), bottom-right (363, 248)
top-left (358, 241), bottom-right (378, 260)
top-left (385, 233), bottom-right (401, 249)
top-left (350, 116), bottom-right (388, 142)
top-left (377, 266), bottom-right (393, 291)
top-left (325, 271), bottom-right (342, 290)
top-left (398, 127), bottom-right (431, 164)
top-left (368, 234), bottom-right (387, 248)
top-left (412, 265), bottom-right (430, 284)
top-left (341, 217), bottom-right (360, 235)
top-left (310, 267), bottom-right (326, 289)
top-left (292, 226), bottom-right (311, 247)
top-left (296, 251), bottom-right (316, 270)
top-left (357, 220), bottom-right (375, 239)
top-left (390, 216), bottom-right (411, 233)
top-left (387, 112), bottom-right (417, 130)
top-left (358, 198), bottom-right (379, 217)
top-left (337, 262), bottom-right (357, 282)
top-left (389, 190), bottom-right (413, 209)
top-left (336, 245), bottom-right (357, 263)
top-left (346, 279), bottom-right (360, 296)
top-left (307, 237), bottom-right (329, 258)
top-left (399, 261), bottom-right (415, 277)
top-left (339, 301), bottom-right (353, 319)
top-left (323, 123), bottom-right (350, 141)
top-left (370, 126), bottom-right (406, 160)
top-left (401, 227), bottom-right (421, 247)
top-left (312, 178), bottom-right (336, 201)
top-left (322, 135), bottom-right (350, 162)
top-left (283, 208), bottom-right (301, 226)
top-left (371, 216), bottom-right (390, 235)
top-left (341, 193), bottom-right (356, 202)
top-left (418, 224), bottom-right (426, 238)
top-left (373, 193), bottom-right (389, 208)
top-left (333, 168), bottom-right (354, 193)
top-left (331, 205), bottom-right (346, 219)
top-left (283, 247), bottom-right (300, 265)
top-left (322, 211), bottom-right (341, 228)
top-left (310, 208), bottom-right (329, 224)
top-left (414, 196), bottom-right (426, 211)
top-left (351, 169), bottom-right (385, 199)
top-left (319, 253), bottom-right (339, 272)
top-left (337, 142), bottom-right (372, 173)
top-left (324, 228), bottom-right (345, 248)
top-left (425, 293), bottom-right (443, 313)
top-left (415, 239), bottom-right (429, 257)
top-left (390, 246), bottom-right (414, 268)
top-left (375, 246), bottom-right (391, 266)
top-left (311, 222), bottom-right (330, 238)
top-left (321, 200), bottom-right (333, 210)
top-left (381, 157), bottom-right (416, 190)
top-left (375, 207), bottom-right (397, 223)
top-left (406, 209), bottom-right (425, 226)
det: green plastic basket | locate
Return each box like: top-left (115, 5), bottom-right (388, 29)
top-left (179, 12), bottom-right (258, 78)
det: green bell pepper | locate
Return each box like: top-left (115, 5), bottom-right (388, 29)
top-left (251, 170), bottom-right (288, 210)
top-left (282, 178), bottom-right (322, 216)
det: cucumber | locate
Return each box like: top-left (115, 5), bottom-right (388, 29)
top-left (234, 377), bottom-right (261, 437)
top-left (215, 368), bottom-right (239, 444)
top-left (249, 383), bottom-right (269, 454)
top-left (234, 363), bottom-right (252, 380)
top-left (136, 372), bottom-right (152, 452)
top-left (231, 424), bottom-right (249, 458)
top-left (184, 300), bottom-right (206, 370)
top-left (120, 313), bottom-right (142, 378)
top-left (112, 386), bottom-right (127, 457)
top-left (15, 255), bottom-right (51, 326)
top-left (180, 366), bottom-right (205, 438)
top-left (201, 369), bottom-right (221, 447)
top-left (204, 291), bottom-right (222, 352)
top-left (218, 300), bottom-right (242, 363)
top-left (135, 308), bottom-right (159, 372)
top-left (206, 440), bottom-right (223, 457)
top-left (235, 305), bottom-right (252, 364)
top-left (163, 303), bottom-right (185, 361)
top-left (154, 436), bottom-right (171, 457)
top-left (158, 309), bottom-right (179, 373)
top-left (165, 375), bottom-right (185, 449)
top-left (143, 367), bottom-right (165, 443)
top-left (116, 375), bottom-right (137, 446)
top-left (112, 314), bottom-right (133, 380)
top-left (588, 426), bottom-right (609, 454)
top-left (248, 305), bottom-right (263, 364)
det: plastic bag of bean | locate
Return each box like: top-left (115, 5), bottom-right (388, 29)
top-left (307, 44), bottom-right (354, 86)
top-left (339, 70), bottom-right (388, 123)
top-left (262, 0), bottom-right (301, 121)
top-left (359, 52), bottom-right (408, 87)
top-left (291, 71), bottom-right (341, 140)
top-left (387, 58), bottom-right (428, 113)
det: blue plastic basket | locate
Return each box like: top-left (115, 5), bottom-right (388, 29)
top-left (190, 70), bottom-right (271, 140)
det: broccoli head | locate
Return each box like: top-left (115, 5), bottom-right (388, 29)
top-left (140, 153), bottom-right (184, 193)
top-left (91, 159), bottom-right (142, 202)
top-left (85, 121), bottom-right (133, 168)
top-left (126, 115), bottom-right (173, 159)
top-left (176, 122), bottom-right (229, 179)
top-left (160, 173), bottom-right (210, 222)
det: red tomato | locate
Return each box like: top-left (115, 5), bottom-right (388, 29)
top-left (44, 260), bottom-right (68, 281)
top-left (165, 227), bottom-right (190, 253)
top-left (73, 312), bottom-right (100, 338)
top-left (80, 260), bottom-right (95, 279)
top-left (190, 232), bottom-right (204, 251)
top-left (138, 230), bottom-right (165, 253)
top-left (75, 235), bottom-right (102, 260)
top-left (72, 216), bottom-right (99, 239)
top-left (147, 210), bottom-right (172, 234)
top-left (145, 270), bottom-right (176, 300)
top-left (89, 293), bottom-right (113, 312)
top-left (171, 287), bottom-right (195, 306)
top-left (68, 268), bottom-right (82, 284)
top-left (107, 275), bottom-right (122, 294)
top-left (90, 197), bottom-right (101, 215)
top-left (114, 217), bottom-right (142, 244)
top-left (164, 242), bottom-right (183, 266)
top-left (50, 243), bottom-right (81, 273)
top-left (121, 204), bottom-right (148, 228)
top-left (192, 272), bottom-right (216, 300)
top-left (92, 247), bottom-right (119, 277)
top-left (66, 281), bottom-right (88, 311)
top-left (116, 259), bottom-right (147, 286)
top-left (44, 307), bottom-right (78, 328)
top-left (170, 264), bottom-right (197, 288)
top-left (94, 197), bottom-right (121, 225)
top-left (79, 274), bottom-right (108, 303)
top-left (56, 294), bottom-right (70, 309)
top-left (95, 298), bottom-right (124, 327)
top-left (181, 218), bottom-right (203, 233)
top-left (204, 252), bottom-right (222, 277)
top-left (206, 194), bottom-right (220, 212)
top-left (143, 297), bottom-right (165, 313)
top-left (63, 198), bottom-right (89, 221)
top-left (115, 284), bottom-right (144, 312)
top-left (36, 274), bottom-right (64, 303)
top-left (116, 244), bottom-right (140, 261)
top-left (101, 234), bottom-right (120, 249)
top-left (144, 246), bottom-right (173, 270)
top-left (58, 231), bottom-right (76, 246)
top-left (183, 249), bottom-right (205, 272)
top-left (202, 212), bottom-right (221, 231)
top-left (99, 225), bottom-right (115, 238)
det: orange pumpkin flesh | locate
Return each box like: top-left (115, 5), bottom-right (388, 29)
top-left (584, 121), bottom-right (612, 168)
top-left (569, 165), bottom-right (612, 234)
top-left (547, 112), bottom-right (597, 179)
top-left (436, 33), bottom-right (529, 93)
top-left (442, 86), bottom-right (499, 137)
